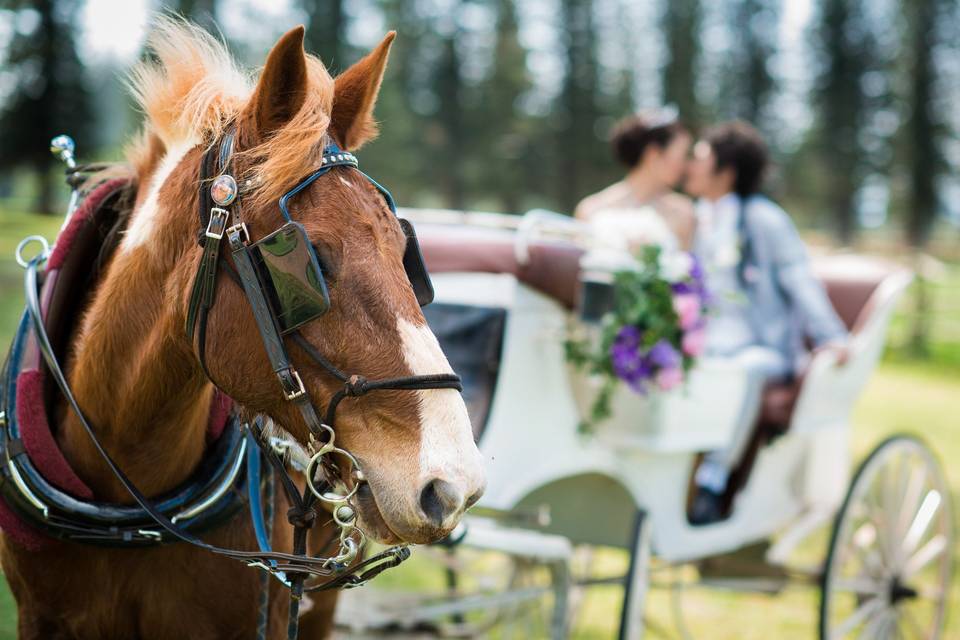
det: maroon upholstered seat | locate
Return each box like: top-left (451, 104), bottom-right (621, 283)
top-left (416, 221), bottom-right (899, 429)
top-left (757, 255), bottom-right (904, 428)
top-left (416, 224), bottom-right (585, 308)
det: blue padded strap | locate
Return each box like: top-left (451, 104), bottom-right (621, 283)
top-left (357, 170), bottom-right (397, 213)
top-left (246, 430), bottom-right (289, 586)
top-left (278, 145), bottom-right (397, 221)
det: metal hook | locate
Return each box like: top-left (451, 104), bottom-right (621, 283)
top-left (15, 236), bottom-right (50, 269)
top-left (305, 446), bottom-right (362, 503)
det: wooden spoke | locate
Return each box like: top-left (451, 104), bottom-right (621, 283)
top-left (902, 491), bottom-right (942, 559)
top-left (831, 597), bottom-right (885, 639)
top-left (831, 577), bottom-right (885, 595)
top-left (903, 534), bottom-right (948, 579)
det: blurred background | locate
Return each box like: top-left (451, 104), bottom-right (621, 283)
top-left (0, 0), bottom-right (957, 637)
top-left (1, 0), bottom-right (959, 360)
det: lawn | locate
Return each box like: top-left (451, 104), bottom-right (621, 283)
top-left (0, 208), bottom-right (956, 638)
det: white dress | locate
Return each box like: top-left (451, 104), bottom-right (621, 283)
top-left (587, 206), bottom-right (680, 255)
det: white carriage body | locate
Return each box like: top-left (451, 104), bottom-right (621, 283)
top-left (406, 209), bottom-right (912, 563)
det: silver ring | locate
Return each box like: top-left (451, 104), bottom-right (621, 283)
top-left (305, 446), bottom-right (362, 503)
top-left (15, 236), bottom-right (50, 268)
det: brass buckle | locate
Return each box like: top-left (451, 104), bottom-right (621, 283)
top-left (226, 222), bottom-right (250, 245)
top-left (280, 369), bottom-right (306, 401)
top-left (205, 208), bottom-right (229, 239)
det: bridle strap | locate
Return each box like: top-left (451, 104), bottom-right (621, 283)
top-left (179, 131), bottom-right (462, 637)
top-left (21, 258), bottom-right (370, 577)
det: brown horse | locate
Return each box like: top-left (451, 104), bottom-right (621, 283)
top-left (1, 20), bottom-right (485, 639)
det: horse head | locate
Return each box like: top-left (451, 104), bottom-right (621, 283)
top-left (127, 22), bottom-right (484, 545)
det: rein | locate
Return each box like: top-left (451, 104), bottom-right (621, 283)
top-left (17, 132), bottom-right (463, 639)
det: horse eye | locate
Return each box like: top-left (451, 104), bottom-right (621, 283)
top-left (312, 244), bottom-right (337, 283)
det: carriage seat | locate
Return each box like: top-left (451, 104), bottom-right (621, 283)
top-left (416, 224), bottom-right (584, 308)
top-left (757, 255), bottom-right (908, 429)
top-left (416, 220), bottom-right (904, 431)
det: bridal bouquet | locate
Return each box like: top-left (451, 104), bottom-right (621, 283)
top-left (566, 244), bottom-right (709, 427)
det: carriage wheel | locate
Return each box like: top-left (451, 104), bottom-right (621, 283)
top-left (820, 435), bottom-right (954, 640)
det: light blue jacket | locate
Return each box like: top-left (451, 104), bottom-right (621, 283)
top-left (729, 194), bottom-right (847, 369)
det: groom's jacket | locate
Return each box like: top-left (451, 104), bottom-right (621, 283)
top-left (733, 194), bottom-right (847, 370)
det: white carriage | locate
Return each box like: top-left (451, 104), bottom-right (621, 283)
top-left (336, 210), bottom-right (953, 639)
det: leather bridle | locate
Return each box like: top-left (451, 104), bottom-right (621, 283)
top-left (20, 130), bottom-right (464, 639)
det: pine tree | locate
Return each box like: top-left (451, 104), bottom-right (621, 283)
top-left (900, 0), bottom-right (955, 354)
top-left (555, 0), bottom-right (606, 213)
top-left (479, 0), bottom-right (531, 213)
top-left (173, 0), bottom-right (218, 33)
top-left (0, 0), bottom-right (96, 214)
top-left (363, 0), bottom-right (429, 205)
top-left (433, 31), bottom-right (467, 210)
top-left (811, 0), bottom-right (879, 244)
top-left (302, 0), bottom-right (352, 74)
top-left (723, 0), bottom-right (779, 126)
top-left (660, 0), bottom-right (702, 127)
top-left (902, 0), bottom-right (948, 250)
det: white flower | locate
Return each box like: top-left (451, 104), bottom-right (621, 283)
top-left (580, 247), bottom-right (639, 274)
top-left (714, 243), bottom-right (741, 268)
top-left (658, 250), bottom-right (693, 283)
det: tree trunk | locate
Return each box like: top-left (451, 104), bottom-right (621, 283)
top-left (35, 160), bottom-right (56, 215)
top-left (908, 250), bottom-right (930, 357)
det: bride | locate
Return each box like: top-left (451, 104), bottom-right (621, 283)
top-left (575, 108), bottom-right (695, 252)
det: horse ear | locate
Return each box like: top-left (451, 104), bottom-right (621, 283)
top-left (330, 31), bottom-right (395, 150)
top-left (246, 26), bottom-right (309, 139)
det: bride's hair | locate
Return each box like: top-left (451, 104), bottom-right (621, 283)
top-left (610, 109), bottom-right (687, 169)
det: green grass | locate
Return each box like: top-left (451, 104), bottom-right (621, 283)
top-left (367, 363), bottom-right (960, 639)
top-left (0, 210), bottom-right (63, 346)
top-left (0, 207), bottom-right (957, 638)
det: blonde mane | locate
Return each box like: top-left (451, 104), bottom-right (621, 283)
top-left (127, 18), bottom-right (335, 208)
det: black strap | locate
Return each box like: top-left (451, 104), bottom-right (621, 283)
top-left (22, 258), bottom-right (358, 580)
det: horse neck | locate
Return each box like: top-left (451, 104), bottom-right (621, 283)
top-left (57, 149), bottom-right (212, 502)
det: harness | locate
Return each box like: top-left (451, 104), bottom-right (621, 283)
top-left (1, 133), bottom-right (463, 639)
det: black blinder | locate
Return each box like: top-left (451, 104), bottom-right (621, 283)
top-left (250, 222), bottom-right (331, 334)
top-left (399, 218), bottom-right (434, 307)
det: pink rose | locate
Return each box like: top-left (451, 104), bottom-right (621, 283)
top-left (682, 327), bottom-right (706, 357)
top-left (655, 366), bottom-right (684, 391)
top-left (673, 293), bottom-right (701, 330)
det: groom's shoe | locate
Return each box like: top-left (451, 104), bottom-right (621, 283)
top-left (689, 486), bottom-right (726, 526)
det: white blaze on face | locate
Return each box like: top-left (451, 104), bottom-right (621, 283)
top-left (397, 318), bottom-right (485, 495)
top-left (121, 138), bottom-right (198, 253)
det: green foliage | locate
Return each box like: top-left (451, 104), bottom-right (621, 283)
top-left (170, 0), bottom-right (218, 32)
top-left (719, 0), bottom-right (780, 128)
top-left (661, 0), bottom-right (703, 127)
top-left (303, 0), bottom-right (351, 73)
top-left (565, 246), bottom-right (697, 428)
top-left (0, 0), bottom-right (96, 213)
top-left (807, 0), bottom-right (888, 243)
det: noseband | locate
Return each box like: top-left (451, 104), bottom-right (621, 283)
top-left (19, 131), bottom-right (463, 639)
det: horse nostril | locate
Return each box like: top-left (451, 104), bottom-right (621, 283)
top-left (419, 479), bottom-right (463, 527)
top-left (465, 490), bottom-right (482, 510)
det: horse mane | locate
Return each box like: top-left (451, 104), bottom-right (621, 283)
top-left (126, 17), bottom-right (336, 208)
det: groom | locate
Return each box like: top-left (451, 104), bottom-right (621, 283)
top-left (683, 121), bottom-right (849, 525)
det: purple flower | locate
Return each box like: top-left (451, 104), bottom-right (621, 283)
top-left (614, 324), bottom-right (641, 348)
top-left (671, 254), bottom-right (708, 300)
top-left (610, 326), bottom-right (652, 392)
top-left (647, 339), bottom-right (681, 370)
top-left (689, 254), bottom-right (705, 285)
